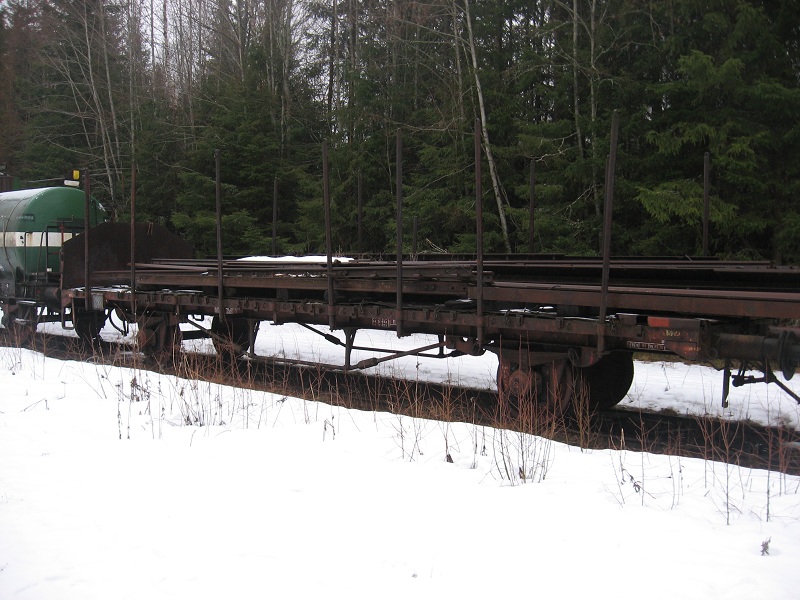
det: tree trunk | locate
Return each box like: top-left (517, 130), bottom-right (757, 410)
top-left (463, 0), bottom-right (511, 253)
top-left (573, 0), bottom-right (584, 159)
top-left (81, 2), bottom-right (116, 203)
top-left (452, 3), bottom-right (466, 128)
top-left (280, 0), bottom-right (294, 154)
top-left (163, 0), bottom-right (169, 88)
top-left (327, 0), bottom-right (337, 134)
top-left (590, 0), bottom-right (600, 218)
top-left (100, 3), bottom-right (121, 180)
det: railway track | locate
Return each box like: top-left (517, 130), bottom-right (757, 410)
top-left (4, 328), bottom-right (799, 476)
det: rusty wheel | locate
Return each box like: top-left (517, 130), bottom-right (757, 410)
top-left (580, 351), bottom-right (634, 411)
top-left (542, 359), bottom-right (576, 417)
top-left (497, 358), bottom-right (576, 419)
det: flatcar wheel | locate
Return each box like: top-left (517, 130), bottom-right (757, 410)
top-left (580, 351), bottom-right (635, 411)
top-left (496, 362), bottom-right (529, 421)
top-left (497, 358), bottom-right (575, 419)
top-left (211, 316), bottom-right (254, 360)
top-left (542, 359), bottom-right (576, 417)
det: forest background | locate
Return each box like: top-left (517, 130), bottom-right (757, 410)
top-left (0, 0), bottom-right (799, 261)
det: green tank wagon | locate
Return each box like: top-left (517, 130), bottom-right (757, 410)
top-left (0, 187), bottom-right (107, 334)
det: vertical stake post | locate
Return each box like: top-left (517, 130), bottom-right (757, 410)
top-left (396, 129), bottom-right (404, 338)
top-left (475, 119), bottom-right (484, 349)
top-left (84, 170), bottom-right (91, 310)
top-left (272, 176), bottom-right (278, 255)
top-left (598, 110), bottom-right (619, 353)
top-left (529, 160), bottom-right (536, 254)
top-left (703, 152), bottom-right (710, 257)
top-left (357, 170), bottom-right (363, 254)
top-left (323, 141), bottom-right (335, 330)
top-left (130, 162), bottom-right (137, 317)
top-left (215, 149), bottom-right (224, 322)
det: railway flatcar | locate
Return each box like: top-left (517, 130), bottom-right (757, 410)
top-left (57, 229), bottom-right (800, 417)
top-left (3, 167), bottom-right (800, 419)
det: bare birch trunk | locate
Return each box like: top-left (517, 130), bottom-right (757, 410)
top-left (573, 0), bottom-right (584, 159)
top-left (150, 0), bottom-right (155, 89)
top-left (163, 0), bottom-right (169, 89)
top-left (128, 0), bottom-right (137, 174)
top-left (590, 0), bottom-right (600, 217)
top-left (327, 0), bottom-right (337, 133)
top-left (100, 3), bottom-right (121, 166)
top-left (463, 0), bottom-right (511, 253)
top-left (452, 3), bottom-right (466, 128)
top-left (280, 0), bottom-right (294, 154)
top-left (82, 2), bottom-right (116, 202)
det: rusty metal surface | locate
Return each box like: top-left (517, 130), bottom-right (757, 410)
top-left (481, 281), bottom-right (800, 320)
top-left (85, 254), bottom-right (800, 321)
top-left (61, 222), bottom-right (193, 289)
top-left (129, 256), bottom-right (800, 293)
top-left (67, 247), bottom-right (800, 373)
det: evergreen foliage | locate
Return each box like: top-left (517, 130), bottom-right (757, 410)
top-left (0, 0), bottom-right (798, 261)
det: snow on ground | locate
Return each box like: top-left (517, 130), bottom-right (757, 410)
top-left (2, 319), bottom-right (800, 599)
top-left (30, 309), bottom-right (800, 430)
top-left (240, 322), bottom-right (800, 431)
top-left (237, 255), bottom-right (353, 263)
